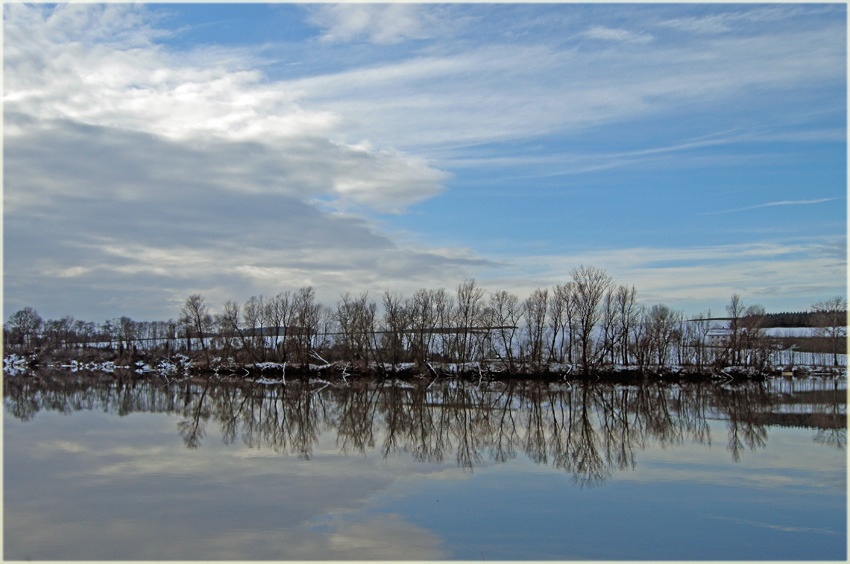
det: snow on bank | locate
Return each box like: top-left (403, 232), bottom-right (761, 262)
top-left (763, 327), bottom-right (828, 337)
top-left (3, 353), bottom-right (32, 376)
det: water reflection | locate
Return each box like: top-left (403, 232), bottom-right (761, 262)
top-left (4, 372), bottom-right (845, 486)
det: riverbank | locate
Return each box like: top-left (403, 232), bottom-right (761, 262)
top-left (4, 349), bottom-right (845, 384)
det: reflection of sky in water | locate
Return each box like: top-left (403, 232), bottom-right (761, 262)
top-left (4, 405), bottom-right (845, 561)
top-left (367, 437), bottom-right (845, 560)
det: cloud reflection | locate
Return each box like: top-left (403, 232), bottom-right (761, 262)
top-left (4, 373), bottom-right (845, 560)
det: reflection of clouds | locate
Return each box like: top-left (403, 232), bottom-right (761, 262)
top-left (68, 416), bottom-right (477, 484)
top-left (6, 410), bottom-right (458, 560)
top-left (629, 463), bottom-right (839, 491)
top-left (6, 376), bottom-right (847, 560)
top-left (622, 425), bottom-right (846, 493)
top-left (319, 513), bottom-right (448, 559)
top-left (707, 515), bottom-right (841, 536)
top-left (177, 513), bottom-right (448, 560)
top-left (7, 502), bottom-right (447, 560)
top-left (36, 439), bottom-right (87, 453)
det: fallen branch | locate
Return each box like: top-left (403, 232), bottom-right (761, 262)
top-left (311, 351), bottom-right (331, 366)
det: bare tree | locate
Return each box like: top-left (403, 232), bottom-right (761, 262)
top-left (181, 294), bottom-right (212, 366)
top-left (43, 315), bottom-right (76, 351)
top-left (571, 265), bottom-right (613, 372)
top-left (723, 295), bottom-right (769, 368)
top-left (315, 303), bottom-right (337, 354)
top-left (547, 283), bottom-right (570, 363)
top-left (73, 319), bottom-right (96, 350)
top-left (630, 305), bottom-right (651, 372)
top-left (646, 304), bottom-right (681, 369)
top-left (409, 288), bottom-right (437, 367)
top-left (265, 292), bottom-right (293, 362)
top-left (614, 285), bottom-right (638, 366)
top-left (6, 307), bottom-right (43, 350)
top-left (740, 304), bottom-right (768, 368)
top-left (433, 288), bottom-right (454, 361)
top-left (550, 282), bottom-right (579, 365)
top-left (688, 311), bottom-right (713, 370)
top-left (117, 316), bottom-right (138, 358)
top-left (216, 300), bottom-right (243, 362)
top-left (382, 290), bottom-right (411, 369)
top-left (725, 294), bottom-right (745, 365)
top-left (337, 292), bottom-right (378, 369)
top-left (454, 279), bottom-right (485, 365)
top-left (812, 296), bottom-right (847, 366)
top-left (523, 288), bottom-right (549, 369)
top-left (490, 290), bottom-right (522, 372)
top-left (291, 287), bottom-right (321, 366)
top-left (243, 295), bottom-right (266, 361)
top-left (599, 289), bottom-right (620, 366)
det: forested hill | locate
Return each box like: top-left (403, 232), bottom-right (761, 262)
top-left (761, 311), bottom-right (846, 328)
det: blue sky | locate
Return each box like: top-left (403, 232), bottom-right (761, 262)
top-left (3, 3), bottom-right (846, 321)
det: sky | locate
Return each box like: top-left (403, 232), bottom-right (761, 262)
top-left (3, 2), bottom-right (847, 322)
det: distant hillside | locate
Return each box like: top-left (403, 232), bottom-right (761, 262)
top-left (761, 311), bottom-right (846, 328)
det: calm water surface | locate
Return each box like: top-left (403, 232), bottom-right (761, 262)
top-left (4, 371), bottom-right (846, 560)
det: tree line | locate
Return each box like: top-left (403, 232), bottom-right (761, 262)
top-left (761, 310), bottom-right (847, 328)
top-left (4, 265), bottom-right (847, 374)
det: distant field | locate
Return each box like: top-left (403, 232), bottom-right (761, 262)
top-left (769, 334), bottom-right (845, 355)
top-left (763, 327), bottom-right (822, 337)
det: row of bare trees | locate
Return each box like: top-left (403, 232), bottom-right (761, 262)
top-left (181, 287), bottom-right (331, 367)
top-left (5, 266), bottom-right (847, 372)
top-left (2, 307), bottom-right (183, 356)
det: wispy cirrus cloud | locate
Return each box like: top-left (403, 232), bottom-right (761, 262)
top-left (657, 5), bottom-right (815, 35)
top-left (703, 198), bottom-right (844, 216)
top-left (282, 20), bottom-right (844, 155)
top-left (581, 25), bottom-right (653, 44)
top-left (306, 3), bottom-right (444, 45)
top-left (484, 238), bottom-right (847, 315)
top-left (3, 3), bottom-right (845, 321)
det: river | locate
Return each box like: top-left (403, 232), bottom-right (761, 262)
top-left (4, 371), bottom-right (846, 560)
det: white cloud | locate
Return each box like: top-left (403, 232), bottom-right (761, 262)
top-left (277, 23), bottom-right (844, 155)
top-left (3, 3), bottom-right (462, 320)
top-left (7, 3), bottom-right (842, 163)
top-left (3, 4), bottom-right (845, 320)
top-left (658, 6), bottom-right (815, 36)
top-left (658, 14), bottom-right (733, 35)
top-left (581, 25), bottom-right (653, 44)
top-left (307, 4), bottom-right (440, 45)
top-left (3, 4), bottom-right (448, 213)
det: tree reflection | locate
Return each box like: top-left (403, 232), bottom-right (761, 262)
top-left (178, 380), bottom-right (210, 448)
top-left (5, 371), bottom-right (845, 484)
top-left (572, 384), bottom-right (609, 486)
top-left (491, 382), bottom-right (518, 464)
top-left (335, 382), bottom-right (379, 455)
top-left (713, 382), bottom-right (771, 462)
top-left (596, 385), bottom-right (637, 474)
